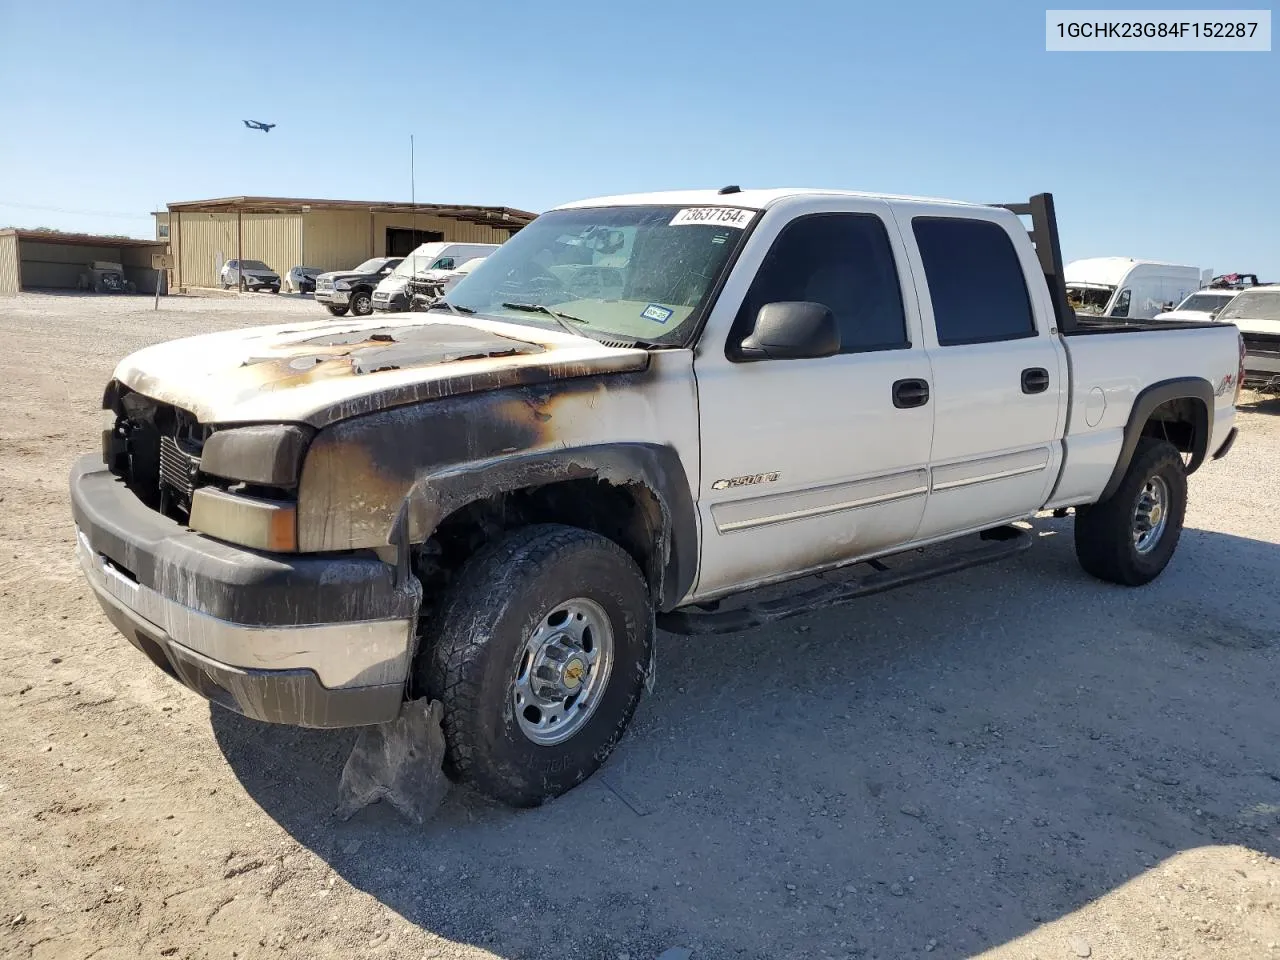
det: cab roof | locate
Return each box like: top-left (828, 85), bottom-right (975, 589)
top-left (554, 187), bottom-right (990, 212)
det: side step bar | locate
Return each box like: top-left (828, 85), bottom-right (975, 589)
top-left (657, 525), bottom-right (1033, 636)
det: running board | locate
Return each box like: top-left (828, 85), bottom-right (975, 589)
top-left (657, 525), bottom-right (1033, 636)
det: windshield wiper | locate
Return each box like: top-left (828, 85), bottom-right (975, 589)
top-left (500, 301), bottom-right (588, 337)
top-left (426, 300), bottom-right (475, 316)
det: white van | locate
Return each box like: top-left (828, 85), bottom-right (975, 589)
top-left (371, 242), bottom-right (500, 313)
top-left (1065, 258), bottom-right (1208, 321)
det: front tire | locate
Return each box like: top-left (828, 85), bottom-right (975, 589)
top-left (1074, 437), bottom-right (1187, 586)
top-left (325, 303), bottom-right (349, 317)
top-left (349, 289), bottom-right (373, 316)
top-left (420, 524), bottom-right (653, 807)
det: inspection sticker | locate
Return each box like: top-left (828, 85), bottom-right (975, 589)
top-left (641, 303), bottom-right (674, 323)
top-left (669, 207), bottom-right (756, 228)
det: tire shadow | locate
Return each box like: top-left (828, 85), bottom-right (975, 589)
top-left (211, 518), bottom-right (1280, 959)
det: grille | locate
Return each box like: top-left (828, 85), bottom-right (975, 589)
top-left (159, 435), bottom-right (200, 505)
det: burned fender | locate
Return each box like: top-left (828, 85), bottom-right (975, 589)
top-left (398, 443), bottom-right (698, 611)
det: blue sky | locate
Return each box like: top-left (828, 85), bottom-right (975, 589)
top-left (0, 0), bottom-right (1276, 271)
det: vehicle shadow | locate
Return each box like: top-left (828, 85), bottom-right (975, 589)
top-left (1239, 390), bottom-right (1280, 415)
top-left (211, 518), bottom-right (1280, 959)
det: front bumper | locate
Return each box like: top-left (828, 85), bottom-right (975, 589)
top-left (314, 288), bottom-right (349, 305)
top-left (372, 291), bottom-right (408, 312)
top-left (69, 455), bottom-right (420, 728)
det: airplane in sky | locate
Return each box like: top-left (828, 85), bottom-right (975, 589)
top-left (243, 120), bottom-right (276, 133)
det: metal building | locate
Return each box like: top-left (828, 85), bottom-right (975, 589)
top-left (154, 196), bottom-right (537, 291)
top-left (0, 229), bottom-right (168, 296)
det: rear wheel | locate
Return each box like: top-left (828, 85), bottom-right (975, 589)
top-left (1074, 437), bottom-right (1186, 586)
top-left (420, 524), bottom-right (653, 807)
top-left (325, 304), bottom-right (349, 317)
top-left (349, 289), bottom-right (373, 316)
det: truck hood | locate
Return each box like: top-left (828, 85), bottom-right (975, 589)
top-left (112, 314), bottom-right (649, 428)
top-left (316, 270), bottom-right (371, 283)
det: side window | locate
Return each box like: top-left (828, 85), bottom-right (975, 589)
top-left (911, 217), bottom-right (1036, 345)
top-left (1111, 288), bottom-right (1131, 317)
top-left (432, 257), bottom-right (455, 270)
top-left (731, 213), bottom-right (909, 356)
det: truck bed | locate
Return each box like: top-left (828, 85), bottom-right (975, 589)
top-left (1066, 316), bottom-right (1221, 335)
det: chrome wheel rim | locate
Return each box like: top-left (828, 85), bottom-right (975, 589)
top-left (1133, 475), bottom-right (1170, 554)
top-left (513, 597), bottom-right (614, 746)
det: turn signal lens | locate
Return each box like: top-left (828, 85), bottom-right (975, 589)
top-left (189, 488), bottom-right (297, 552)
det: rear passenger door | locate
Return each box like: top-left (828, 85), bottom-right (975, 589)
top-left (893, 210), bottom-right (1067, 540)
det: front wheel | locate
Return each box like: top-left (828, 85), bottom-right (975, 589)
top-left (1074, 437), bottom-right (1187, 586)
top-left (349, 289), bottom-right (373, 316)
top-left (420, 524), bottom-right (653, 807)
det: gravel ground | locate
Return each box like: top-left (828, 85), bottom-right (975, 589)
top-left (1, 291), bottom-right (1278, 960)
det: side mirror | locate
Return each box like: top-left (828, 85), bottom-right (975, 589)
top-left (738, 301), bottom-right (840, 361)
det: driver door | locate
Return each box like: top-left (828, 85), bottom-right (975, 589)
top-left (692, 201), bottom-right (935, 599)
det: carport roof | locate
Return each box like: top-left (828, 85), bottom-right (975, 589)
top-left (0, 229), bottom-right (166, 248)
top-left (162, 196), bottom-right (539, 227)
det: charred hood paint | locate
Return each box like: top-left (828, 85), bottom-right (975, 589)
top-left (110, 314), bottom-right (649, 427)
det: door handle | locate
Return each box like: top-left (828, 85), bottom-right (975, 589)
top-left (892, 378), bottom-right (930, 409)
top-left (1021, 367), bottom-right (1050, 394)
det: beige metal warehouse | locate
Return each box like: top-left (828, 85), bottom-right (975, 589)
top-left (0, 229), bottom-right (168, 296)
top-left (154, 196), bottom-right (537, 291)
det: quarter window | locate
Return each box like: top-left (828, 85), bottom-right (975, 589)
top-left (912, 217), bottom-right (1036, 345)
top-left (1111, 288), bottom-right (1131, 318)
top-left (732, 213), bottom-right (909, 356)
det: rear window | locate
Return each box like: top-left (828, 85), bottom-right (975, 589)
top-left (912, 218), bottom-right (1036, 345)
top-left (1218, 289), bottom-right (1280, 323)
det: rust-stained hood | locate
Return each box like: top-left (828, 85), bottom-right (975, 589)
top-left (112, 314), bottom-right (649, 427)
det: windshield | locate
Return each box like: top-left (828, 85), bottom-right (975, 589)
top-left (241, 260), bottom-right (270, 271)
top-left (1066, 283), bottom-right (1114, 315)
top-left (391, 251), bottom-right (443, 278)
top-left (351, 258), bottom-right (386, 273)
top-left (1174, 292), bottom-right (1236, 315)
top-left (1218, 289), bottom-right (1280, 323)
top-left (445, 205), bottom-right (752, 345)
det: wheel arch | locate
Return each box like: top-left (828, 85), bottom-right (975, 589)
top-left (400, 443), bottom-right (697, 611)
top-left (1099, 376), bottom-right (1213, 501)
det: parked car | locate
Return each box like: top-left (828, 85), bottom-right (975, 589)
top-left (1215, 285), bottom-right (1280, 389)
top-left (371, 242), bottom-right (500, 313)
top-left (71, 188), bottom-right (1242, 809)
top-left (1066, 258), bottom-right (1207, 320)
top-left (220, 259), bottom-right (280, 293)
top-left (1154, 289), bottom-right (1240, 323)
top-left (313, 257), bottom-right (402, 316)
top-left (283, 266), bottom-right (323, 294)
top-left (77, 261), bottom-right (135, 294)
top-left (407, 256), bottom-right (490, 310)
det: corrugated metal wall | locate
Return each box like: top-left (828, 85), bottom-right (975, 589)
top-left (175, 213), bottom-right (237, 288)
top-left (243, 213), bottom-right (301, 276)
top-left (170, 209), bottom-right (520, 288)
top-left (0, 234), bottom-right (18, 296)
top-left (302, 211), bottom-right (371, 271)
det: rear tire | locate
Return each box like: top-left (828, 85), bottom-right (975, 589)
top-left (349, 289), bottom-right (373, 316)
top-left (419, 524), bottom-right (653, 807)
top-left (1074, 437), bottom-right (1186, 586)
top-left (325, 304), bottom-right (349, 317)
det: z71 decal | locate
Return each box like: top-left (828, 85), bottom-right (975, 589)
top-left (712, 472), bottom-right (780, 491)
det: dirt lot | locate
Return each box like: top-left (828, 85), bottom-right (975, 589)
top-left (1, 291), bottom-right (1278, 960)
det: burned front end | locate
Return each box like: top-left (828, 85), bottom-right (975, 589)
top-left (70, 381), bottom-right (420, 728)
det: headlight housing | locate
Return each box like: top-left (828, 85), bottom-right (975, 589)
top-left (190, 424), bottom-right (314, 552)
top-left (335, 280), bottom-right (351, 291)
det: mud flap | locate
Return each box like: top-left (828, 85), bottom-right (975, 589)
top-left (336, 698), bottom-right (449, 825)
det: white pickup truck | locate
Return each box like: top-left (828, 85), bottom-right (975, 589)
top-left (71, 189), bottom-right (1244, 806)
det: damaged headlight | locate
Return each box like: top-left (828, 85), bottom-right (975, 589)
top-left (189, 424), bottom-right (314, 553)
top-left (200, 424), bottom-right (313, 486)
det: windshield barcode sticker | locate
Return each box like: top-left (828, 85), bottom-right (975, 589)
top-left (669, 207), bottom-right (756, 229)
